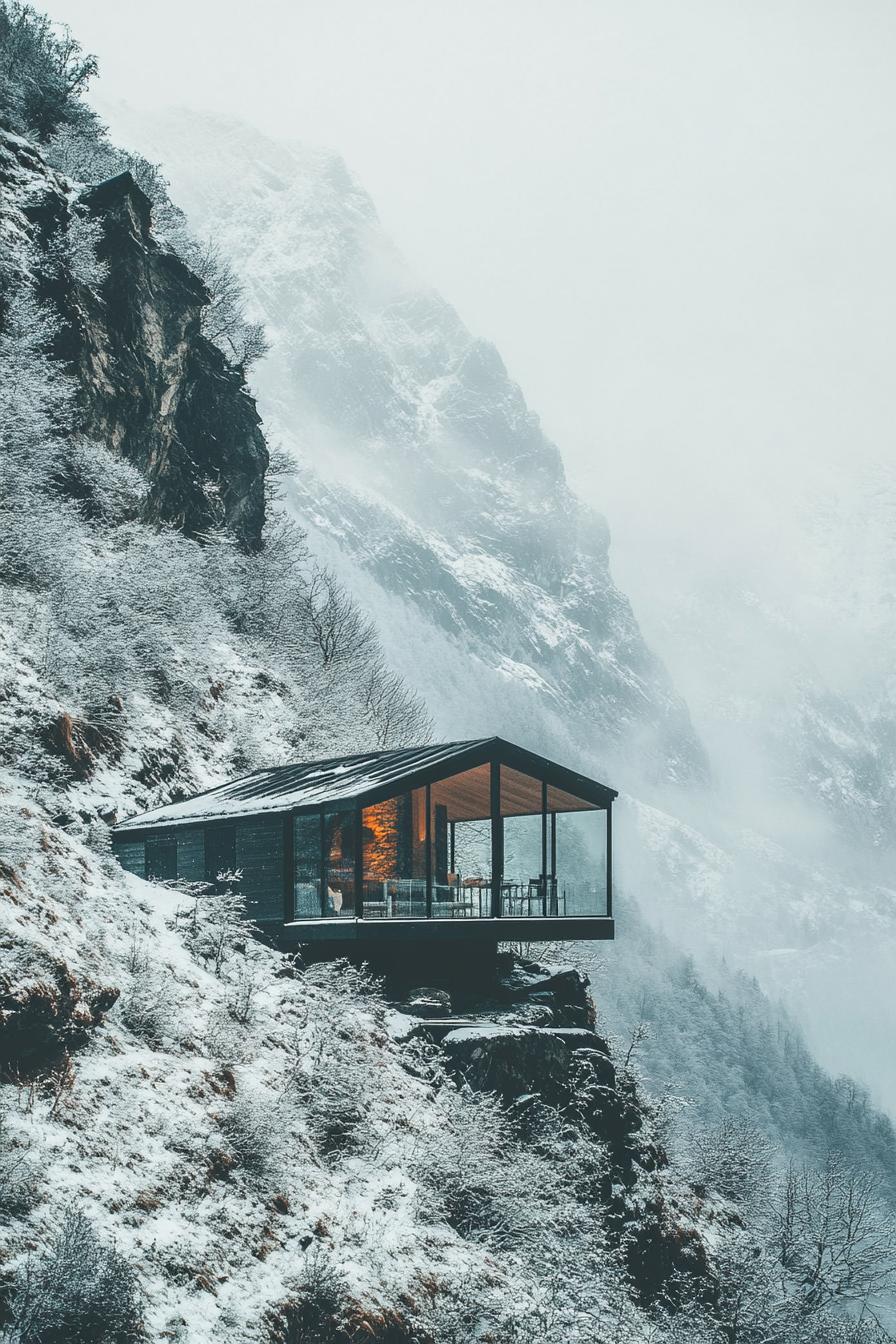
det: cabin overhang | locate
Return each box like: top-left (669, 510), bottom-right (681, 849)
top-left (281, 916), bottom-right (615, 944)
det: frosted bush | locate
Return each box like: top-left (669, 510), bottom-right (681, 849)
top-left (685, 1118), bottom-right (775, 1208)
top-left (0, 1104), bottom-right (39, 1216)
top-left (6, 1209), bottom-right (142, 1344)
top-left (39, 209), bottom-right (107, 287)
top-left (266, 1246), bottom-right (349, 1344)
top-left (219, 1087), bottom-right (287, 1186)
top-left (117, 964), bottom-right (178, 1048)
top-left (291, 1026), bottom-right (378, 1158)
top-left (408, 1083), bottom-right (566, 1247)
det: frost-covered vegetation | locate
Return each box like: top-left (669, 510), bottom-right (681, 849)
top-left (3, 796), bottom-right (896, 1343)
top-left (3, 5), bottom-right (896, 1341)
top-left (0, 166), bottom-right (429, 821)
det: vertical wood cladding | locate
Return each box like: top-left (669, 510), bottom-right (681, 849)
top-left (236, 816), bottom-right (284, 924)
top-left (176, 827), bottom-right (205, 883)
top-left (112, 836), bottom-right (145, 879)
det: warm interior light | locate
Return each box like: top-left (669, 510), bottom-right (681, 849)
top-left (362, 800), bottom-right (398, 880)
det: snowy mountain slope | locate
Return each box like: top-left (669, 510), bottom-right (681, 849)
top-left (0, 117), bottom-right (719, 1344)
top-left (100, 105), bottom-right (896, 1112)
top-left (101, 106), bottom-right (706, 796)
top-left (4, 18), bottom-right (896, 1336)
top-left (614, 477), bottom-right (896, 859)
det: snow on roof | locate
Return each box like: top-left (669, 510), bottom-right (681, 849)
top-left (113, 736), bottom-right (617, 833)
top-left (114, 739), bottom-right (493, 832)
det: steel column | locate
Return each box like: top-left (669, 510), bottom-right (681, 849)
top-left (425, 784), bottom-right (433, 918)
top-left (541, 779), bottom-right (548, 917)
top-left (354, 801), bottom-right (364, 919)
top-left (606, 800), bottom-right (613, 920)
top-left (319, 806), bottom-right (327, 919)
top-left (490, 760), bottom-right (503, 918)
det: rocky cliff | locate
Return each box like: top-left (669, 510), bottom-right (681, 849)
top-left (0, 130), bottom-right (268, 550)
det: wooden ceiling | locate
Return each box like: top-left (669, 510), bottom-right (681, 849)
top-left (430, 764), bottom-right (599, 822)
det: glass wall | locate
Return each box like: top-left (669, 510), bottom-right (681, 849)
top-left (360, 791), bottom-right (427, 917)
top-left (286, 761), bottom-right (610, 922)
top-left (554, 808), bottom-right (608, 916)
top-left (293, 813), bottom-right (321, 918)
top-left (323, 808), bottom-right (355, 916)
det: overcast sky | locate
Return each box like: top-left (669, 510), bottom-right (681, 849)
top-left (41, 0), bottom-right (896, 635)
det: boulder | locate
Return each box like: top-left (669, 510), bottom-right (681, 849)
top-left (403, 987), bottom-right (452, 1019)
top-left (441, 1025), bottom-right (570, 1106)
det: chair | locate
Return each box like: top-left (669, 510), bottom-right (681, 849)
top-left (526, 878), bottom-right (545, 915)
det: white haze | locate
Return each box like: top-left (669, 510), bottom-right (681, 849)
top-left (39, 2), bottom-right (896, 1099)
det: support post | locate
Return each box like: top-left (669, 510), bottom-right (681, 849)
top-left (425, 784), bottom-right (433, 918)
top-left (606, 800), bottom-right (613, 919)
top-left (541, 779), bottom-right (548, 917)
top-left (283, 812), bottom-right (295, 923)
top-left (354, 802), bottom-right (364, 920)
top-left (450, 820), bottom-right (455, 874)
top-left (490, 760), bottom-right (503, 918)
top-left (550, 811), bottom-right (557, 915)
top-left (319, 807), bottom-right (327, 919)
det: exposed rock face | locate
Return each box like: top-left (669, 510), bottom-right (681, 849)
top-left (435, 965), bottom-right (713, 1311)
top-left (0, 955), bottom-right (119, 1078)
top-left (1, 132), bottom-right (268, 550)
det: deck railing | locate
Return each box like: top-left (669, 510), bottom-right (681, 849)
top-left (291, 877), bottom-right (608, 921)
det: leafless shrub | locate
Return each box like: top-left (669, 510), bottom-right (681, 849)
top-left (176, 874), bottom-right (253, 976)
top-left (408, 1083), bottom-right (564, 1247)
top-left (6, 1208), bottom-right (142, 1344)
top-left (117, 964), bottom-right (176, 1049)
top-left (266, 1246), bottom-right (349, 1344)
top-left (686, 1118), bottom-right (776, 1208)
top-left (290, 1026), bottom-right (378, 1159)
top-left (0, 1102), bottom-right (39, 1216)
top-left (225, 961), bottom-right (265, 1027)
top-left (219, 1087), bottom-right (285, 1186)
top-left (175, 236), bottom-right (269, 369)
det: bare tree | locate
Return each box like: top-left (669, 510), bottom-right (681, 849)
top-left (774, 1154), bottom-right (896, 1318)
top-left (361, 660), bottom-right (432, 748)
top-left (298, 566), bottom-right (377, 670)
top-left (176, 236), bottom-right (269, 369)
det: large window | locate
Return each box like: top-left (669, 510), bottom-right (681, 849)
top-left (294, 813), bottom-right (321, 918)
top-left (323, 808), bottom-right (355, 916)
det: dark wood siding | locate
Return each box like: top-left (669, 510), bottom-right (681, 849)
top-left (145, 833), bottom-right (177, 881)
top-left (112, 837), bottom-right (145, 879)
top-left (205, 825), bottom-right (236, 885)
top-left (176, 827), bottom-right (205, 883)
top-left (236, 816), bottom-right (284, 923)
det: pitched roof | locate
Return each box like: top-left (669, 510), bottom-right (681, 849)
top-left (113, 737), bottom-right (616, 833)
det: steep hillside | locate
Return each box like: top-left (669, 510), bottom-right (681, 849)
top-left (4, 778), bottom-right (708, 1344)
top-left (3, 12), bottom-right (896, 1340)
top-left (99, 106), bottom-right (896, 1111)
top-left (98, 108), bottom-right (705, 795)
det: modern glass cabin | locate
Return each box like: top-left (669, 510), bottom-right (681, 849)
top-left (112, 738), bottom-right (617, 946)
